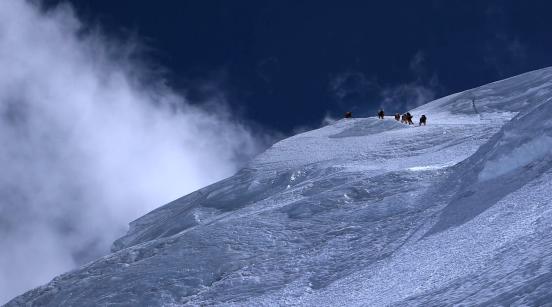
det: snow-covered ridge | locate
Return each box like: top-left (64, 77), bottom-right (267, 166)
top-left (7, 67), bottom-right (552, 306)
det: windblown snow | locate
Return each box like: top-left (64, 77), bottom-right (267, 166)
top-left (7, 67), bottom-right (552, 306)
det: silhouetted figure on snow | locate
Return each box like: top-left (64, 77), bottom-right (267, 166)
top-left (394, 113), bottom-right (400, 121)
top-left (344, 111), bottom-right (352, 118)
top-left (377, 109), bottom-right (385, 119)
top-left (419, 114), bottom-right (427, 126)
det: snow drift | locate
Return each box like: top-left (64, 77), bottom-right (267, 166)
top-left (7, 67), bottom-right (552, 306)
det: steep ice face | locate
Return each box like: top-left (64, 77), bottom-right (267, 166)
top-left (7, 67), bottom-right (552, 306)
top-left (427, 93), bottom-right (552, 236)
top-left (478, 134), bottom-right (552, 182)
top-left (477, 101), bottom-right (552, 182)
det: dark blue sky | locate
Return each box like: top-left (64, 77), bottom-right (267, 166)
top-left (45, 0), bottom-right (552, 134)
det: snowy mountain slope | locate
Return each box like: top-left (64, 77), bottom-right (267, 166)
top-left (7, 67), bottom-right (552, 306)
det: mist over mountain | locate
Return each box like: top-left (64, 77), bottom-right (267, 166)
top-left (0, 1), bottom-right (267, 302)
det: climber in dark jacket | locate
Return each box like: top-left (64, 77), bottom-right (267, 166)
top-left (344, 111), bottom-right (352, 118)
top-left (419, 114), bottom-right (427, 126)
top-left (394, 113), bottom-right (400, 121)
top-left (377, 109), bottom-right (385, 119)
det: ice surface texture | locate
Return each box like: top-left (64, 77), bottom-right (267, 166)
top-left (7, 67), bottom-right (552, 306)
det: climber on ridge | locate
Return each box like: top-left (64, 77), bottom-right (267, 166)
top-left (377, 109), bottom-right (385, 119)
top-left (406, 112), bottom-right (414, 125)
top-left (394, 113), bottom-right (400, 121)
top-left (419, 114), bottom-right (427, 126)
top-left (344, 111), bottom-right (352, 118)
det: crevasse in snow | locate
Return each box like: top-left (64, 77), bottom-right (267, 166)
top-left (7, 67), bottom-right (552, 306)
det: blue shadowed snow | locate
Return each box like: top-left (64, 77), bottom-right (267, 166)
top-left (7, 67), bottom-right (552, 306)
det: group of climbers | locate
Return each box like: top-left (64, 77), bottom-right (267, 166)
top-left (381, 109), bottom-right (427, 126)
top-left (344, 110), bottom-right (426, 126)
top-left (400, 112), bottom-right (413, 125)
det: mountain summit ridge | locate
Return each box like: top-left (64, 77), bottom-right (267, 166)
top-left (8, 67), bottom-right (552, 306)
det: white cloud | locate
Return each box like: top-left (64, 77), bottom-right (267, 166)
top-left (328, 51), bottom-right (440, 117)
top-left (0, 0), bottom-right (266, 302)
top-left (329, 71), bottom-right (377, 106)
top-left (380, 81), bottom-right (437, 112)
top-left (321, 112), bottom-right (338, 126)
top-left (380, 51), bottom-right (439, 112)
